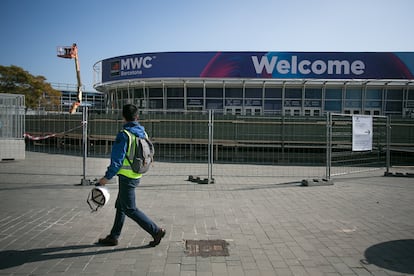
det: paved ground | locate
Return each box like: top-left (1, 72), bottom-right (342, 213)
top-left (0, 153), bottom-right (413, 276)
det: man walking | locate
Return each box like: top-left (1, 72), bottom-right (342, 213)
top-left (97, 104), bottom-right (165, 247)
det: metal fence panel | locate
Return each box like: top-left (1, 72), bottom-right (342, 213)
top-left (24, 110), bottom-right (212, 181)
top-left (328, 113), bottom-right (388, 177)
top-left (23, 109), bottom-right (406, 184)
top-left (385, 117), bottom-right (414, 176)
top-left (0, 94), bottom-right (25, 160)
top-left (0, 94), bottom-right (25, 139)
top-left (210, 114), bottom-right (327, 179)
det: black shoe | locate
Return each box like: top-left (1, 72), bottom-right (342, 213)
top-left (149, 228), bottom-right (166, 247)
top-left (98, 235), bottom-right (118, 246)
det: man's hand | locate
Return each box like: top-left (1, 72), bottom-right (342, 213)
top-left (98, 177), bottom-right (108, 186)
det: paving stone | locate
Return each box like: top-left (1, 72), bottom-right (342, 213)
top-left (211, 262), bottom-right (227, 275)
top-left (0, 155), bottom-right (413, 276)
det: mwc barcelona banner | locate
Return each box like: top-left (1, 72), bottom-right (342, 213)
top-left (101, 52), bottom-right (414, 83)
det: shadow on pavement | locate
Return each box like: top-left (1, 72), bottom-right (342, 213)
top-left (0, 243), bottom-right (151, 269)
top-left (230, 181), bottom-right (303, 191)
top-left (363, 239), bottom-right (414, 274)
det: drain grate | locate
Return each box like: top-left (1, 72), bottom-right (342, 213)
top-left (185, 239), bottom-right (229, 257)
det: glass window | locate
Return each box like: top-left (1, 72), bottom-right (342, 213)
top-left (284, 99), bottom-right (301, 107)
top-left (245, 87), bottom-right (262, 98)
top-left (366, 88), bottom-right (382, 100)
top-left (148, 88), bottom-right (163, 98)
top-left (187, 98), bottom-right (203, 106)
top-left (244, 99), bottom-right (262, 106)
top-left (225, 99), bottom-right (242, 107)
top-left (305, 88), bottom-right (322, 99)
top-left (206, 87), bottom-right (223, 98)
top-left (304, 100), bottom-right (321, 108)
top-left (285, 88), bottom-right (302, 99)
top-left (407, 90), bottom-right (414, 109)
top-left (345, 88), bottom-right (362, 110)
top-left (167, 99), bottom-right (184, 109)
top-left (345, 101), bottom-right (362, 108)
top-left (225, 87), bottom-right (242, 98)
top-left (386, 89), bottom-right (403, 100)
top-left (265, 87), bottom-right (282, 99)
top-left (206, 99), bottom-right (223, 109)
top-left (346, 88), bottom-right (362, 99)
top-left (264, 100), bottom-right (282, 111)
top-left (133, 88), bottom-right (144, 99)
top-left (325, 100), bottom-right (342, 112)
top-left (365, 101), bottom-right (381, 108)
top-left (167, 87), bottom-right (184, 97)
top-left (325, 88), bottom-right (342, 99)
top-left (365, 89), bottom-right (382, 109)
top-left (149, 99), bottom-right (163, 109)
top-left (386, 101), bottom-right (402, 112)
top-left (121, 89), bottom-right (129, 100)
top-left (187, 87), bottom-right (203, 98)
top-left (408, 89), bottom-right (414, 100)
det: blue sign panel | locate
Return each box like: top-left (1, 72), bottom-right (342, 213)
top-left (101, 52), bottom-right (414, 83)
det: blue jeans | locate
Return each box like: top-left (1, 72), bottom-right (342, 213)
top-left (110, 175), bottom-right (159, 239)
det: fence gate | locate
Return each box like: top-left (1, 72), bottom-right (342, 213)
top-left (327, 113), bottom-right (389, 178)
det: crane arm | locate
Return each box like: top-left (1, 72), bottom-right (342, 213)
top-left (57, 43), bottom-right (82, 114)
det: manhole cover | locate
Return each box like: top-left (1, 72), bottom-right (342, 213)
top-left (185, 240), bottom-right (229, 257)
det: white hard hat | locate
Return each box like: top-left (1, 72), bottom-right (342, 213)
top-left (87, 186), bottom-right (110, 212)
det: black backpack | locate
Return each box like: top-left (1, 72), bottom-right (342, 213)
top-left (123, 130), bottom-right (154, 174)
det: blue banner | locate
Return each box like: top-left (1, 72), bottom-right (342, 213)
top-left (101, 52), bottom-right (414, 83)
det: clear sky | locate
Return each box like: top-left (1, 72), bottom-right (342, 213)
top-left (1, 0), bottom-right (413, 91)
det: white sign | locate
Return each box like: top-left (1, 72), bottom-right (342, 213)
top-left (352, 115), bottom-right (373, 151)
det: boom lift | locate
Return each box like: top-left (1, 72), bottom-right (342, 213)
top-left (57, 43), bottom-right (82, 114)
top-left (57, 43), bottom-right (91, 185)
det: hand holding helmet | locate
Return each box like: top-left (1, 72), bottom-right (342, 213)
top-left (86, 179), bottom-right (110, 212)
top-left (98, 177), bottom-right (108, 186)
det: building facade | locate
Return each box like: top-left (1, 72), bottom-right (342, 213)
top-left (93, 52), bottom-right (414, 117)
top-left (51, 83), bottom-right (105, 113)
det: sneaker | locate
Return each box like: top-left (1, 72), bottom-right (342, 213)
top-left (98, 235), bottom-right (118, 246)
top-left (149, 228), bottom-right (166, 247)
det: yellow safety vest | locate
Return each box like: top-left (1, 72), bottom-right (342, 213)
top-left (117, 130), bottom-right (142, 179)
